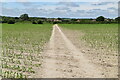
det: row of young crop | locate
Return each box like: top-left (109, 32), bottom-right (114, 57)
top-left (2, 24), bottom-right (52, 78)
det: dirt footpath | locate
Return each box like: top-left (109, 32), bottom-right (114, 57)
top-left (39, 24), bottom-right (105, 78)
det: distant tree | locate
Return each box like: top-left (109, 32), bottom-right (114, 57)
top-left (15, 17), bottom-right (19, 19)
top-left (96, 16), bottom-right (105, 21)
top-left (115, 17), bottom-right (120, 21)
top-left (71, 19), bottom-right (77, 22)
top-left (37, 20), bottom-right (43, 24)
top-left (53, 21), bottom-right (58, 24)
top-left (57, 17), bottom-right (62, 20)
top-left (32, 21), bottom-right (37, 24)
top-left (2, 19), bottom-right (8, 23)
top-left (8, 20), bottom-right (15, 24)
top-left (20, 14), bottom-right (29, 20)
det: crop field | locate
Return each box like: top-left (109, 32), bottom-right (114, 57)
top-left (2, 24), bottom-right (52, 78)
top-left (60, 24), bottom-right (118, 51)
top-left (60, 24), bottom-right (118, 77)
top-left (1, 23), bottom-right (118, 78)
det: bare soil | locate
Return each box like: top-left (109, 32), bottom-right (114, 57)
top-left (36, 24), bottom-right (113, 78)
top-left (60, 26), bottom-right (118, 78)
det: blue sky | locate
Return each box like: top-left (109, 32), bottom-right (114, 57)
top-left (1, 1), bottom-right (118, 18)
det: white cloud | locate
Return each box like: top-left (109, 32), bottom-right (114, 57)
top-left (98, 0), bottom-right (119, 2)
top-left (17, 0), bottom-right (28, 2)
top-left (1, 0), bottom-right (119, 2)
top-left (57, 2), bottom-right (79, 7)
top-left (1, 2), bottom-right (118, 18)
top-left (1, 0), bottom-right (99, 2)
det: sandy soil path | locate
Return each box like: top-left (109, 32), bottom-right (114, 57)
top-left (41, 24), bottom-right (105, 78)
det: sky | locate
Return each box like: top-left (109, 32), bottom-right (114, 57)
top-left (0, 0), bottom-right (119, 18)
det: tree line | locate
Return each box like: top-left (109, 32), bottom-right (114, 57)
top-left (0, 14), bottom-right (119, 24)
